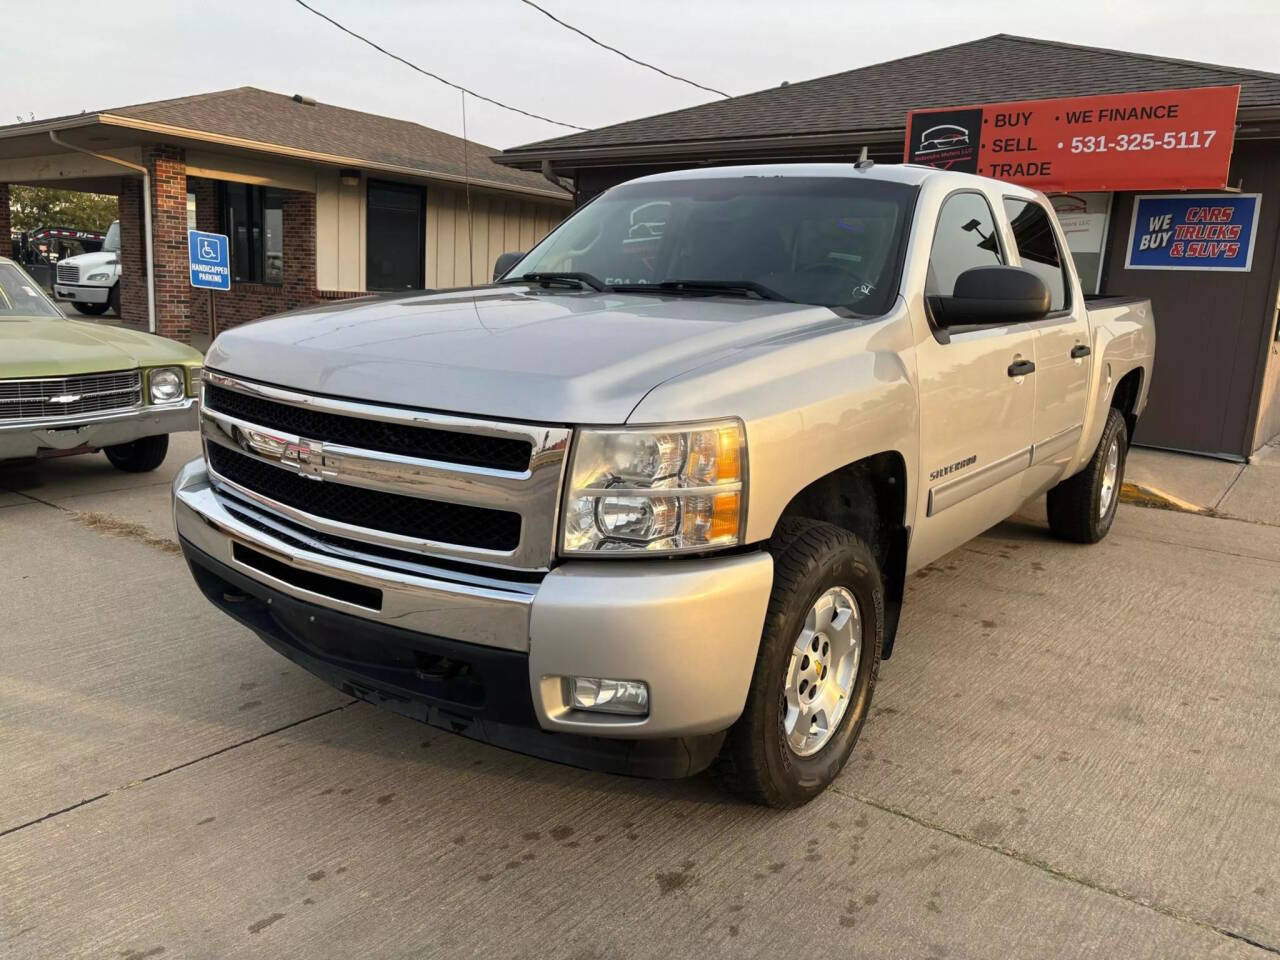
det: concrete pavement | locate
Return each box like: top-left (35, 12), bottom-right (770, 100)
top-left (1124, 440), bottom-right (1280, 523)
top-left (2, 439), bottom-right (1280, 959)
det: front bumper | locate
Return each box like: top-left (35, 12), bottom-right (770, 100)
top-left (0, 398), bottom-right (198, 462)
top-left (54, 283), bottom-right (111, 304)
top-left (173, 457), bottom-right (774, 774)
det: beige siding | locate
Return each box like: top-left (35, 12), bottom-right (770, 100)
top-left (323, 176), bottom-right (565, 292)
top-left (315, 171), bottom-right (366, 291)
top-left (426, 185), bottom-right (565, 287)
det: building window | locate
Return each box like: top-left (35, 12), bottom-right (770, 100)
top-left (1003, 197), bottom-right (1070, 313)
top-left (219, 182), bottom-right (283, 284)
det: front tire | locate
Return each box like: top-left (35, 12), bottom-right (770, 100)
top-left (72, 300), bottom-right (110, 316)
top-left (104, 434), bottom-right (169, 473)
top-left (1047, 407), bottom-right (1128, 544)
top-left (107, 282), bottom-right (121, 316)
top-left (714, 518), bottom-right (882, 808)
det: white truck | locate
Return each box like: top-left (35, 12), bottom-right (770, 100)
top-left (54, 219), bottom-right (121, 316)
top-left (173, 163), bottom-right (1154, 806)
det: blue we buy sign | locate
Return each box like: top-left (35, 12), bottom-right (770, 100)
top-left (1125, 194), bottom-right (1260, 272)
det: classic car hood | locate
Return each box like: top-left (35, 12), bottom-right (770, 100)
top-left (205, 286), bottom-right (838, 423)
top-left (0, 317), bottom-right (202, 380)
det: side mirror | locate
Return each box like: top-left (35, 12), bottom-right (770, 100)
top-left (934, 265), bottom-right (1050, 327)
top-left (493, 251), bottom-right (524, 281)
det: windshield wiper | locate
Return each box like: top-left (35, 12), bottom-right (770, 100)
top-left (499, 271), bottom-right (610, 292)
top-left (613, 279), bottom-right (792, 302)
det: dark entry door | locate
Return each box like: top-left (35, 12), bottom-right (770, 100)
top-left (367, 180), bottom-right (425, 291)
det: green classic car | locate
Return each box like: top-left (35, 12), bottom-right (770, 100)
top-left (0, 258), bottom-right (202, 471)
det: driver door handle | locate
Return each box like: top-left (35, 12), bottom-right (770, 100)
top-left (1008, 359), bottom-right (1036, 378)
top-left (1070, 344), bottom-right (1092, 359)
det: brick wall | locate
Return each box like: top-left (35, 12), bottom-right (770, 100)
top-left (0, 183), bottom-right (11, 247)
top-left (117, 145), bottom-right (190, 339)
top-left (118, 153), bottom-right (364, 344)
top-left (188, 180), bottom-right (339, 335)
top-left (117, 179), bottom-right (146, 330)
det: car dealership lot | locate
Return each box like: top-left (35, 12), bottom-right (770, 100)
top-left (3, 435), bottom-right (1279, 959)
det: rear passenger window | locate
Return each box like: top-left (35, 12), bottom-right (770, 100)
top-left (1003, 198), bottom-right (1069, 313)
top-left (926, 192), bottom-right (1003, 297)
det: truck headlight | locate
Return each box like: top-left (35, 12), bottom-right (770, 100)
top-left (149, 367), bottom-right (185, 403)
top-left (561, 420), bottom-right (745, 555)
top-left (86, 271), bottom-right (112, 282)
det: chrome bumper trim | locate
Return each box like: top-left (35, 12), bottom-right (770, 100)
top-left (172, 457), bottom-right (535, 651)
top-left (0, 398), bottom-right (197, 459)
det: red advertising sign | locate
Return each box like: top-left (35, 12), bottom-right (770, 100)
top-left (904, 85), bottom-right (1240, 191)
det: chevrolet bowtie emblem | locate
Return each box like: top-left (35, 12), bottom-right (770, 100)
top-left (282, 439), bottom-right (328, 479)
top-left (47, 394), bottom-right (82, 405)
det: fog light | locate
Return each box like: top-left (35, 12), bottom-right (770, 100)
top-left (568, 676), bottom-right (649, 716)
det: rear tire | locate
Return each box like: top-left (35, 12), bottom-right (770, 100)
top-left (714, 518), bottom-right (882, 808)
top-left (1047, 408), bottom-right (1128, 544)
top-left (72, 301), bottom-right (110, 316)
top-left (104, 434), bottom-right (169, 473)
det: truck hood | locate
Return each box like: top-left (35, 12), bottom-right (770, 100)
top-left (59, 250), bottom-right (118, 271)
top-left (205, 286), bottom-right (838, 423)
top-left (0, 317), bottom-right (202, 379)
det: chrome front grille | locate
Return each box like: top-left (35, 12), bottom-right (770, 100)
top-left (56, 262), bottom-right (79, 284)
top-left (0, 370), bottom-right (142, 422)
top-left (200, 371), bottom-right (571, 571)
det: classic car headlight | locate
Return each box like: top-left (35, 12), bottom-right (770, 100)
top-left (149, 367), bottom-right (185, 403)
top-left (561, 420), bottom-right (745, 555)
top-left (86, 271), bottom-right (112, 282)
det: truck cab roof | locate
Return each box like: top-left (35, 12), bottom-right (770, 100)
top-left (627, 162), bottom-right (1046, 202)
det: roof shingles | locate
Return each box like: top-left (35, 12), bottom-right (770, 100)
top-left (1, 87), bottom-right (566, 198)
top-left (501, 35), bottom-right (1280, 159)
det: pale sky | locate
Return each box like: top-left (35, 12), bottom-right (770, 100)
top-left (7, 0), bottom-right (1279, 151)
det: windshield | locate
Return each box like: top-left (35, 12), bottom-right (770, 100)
top-left (507, 175), bottom-right (916, 315)
top-left (103, 221), bottom-right (121, 253)
top-left (0, 262), bottom-right (64, 318)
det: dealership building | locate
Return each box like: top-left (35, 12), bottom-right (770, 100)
top-left (499, 35), bottom-right (1280, 460)
top-left (0, 87), bottom-right (569, 344)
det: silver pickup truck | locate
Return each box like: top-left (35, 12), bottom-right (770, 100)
top-left (173, 163), bottom-right (1153, 807)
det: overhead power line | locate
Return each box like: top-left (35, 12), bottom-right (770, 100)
top-left (291, 0), bottom-right (589, 131)
top-left (515, 0), bottom-right (730, 98)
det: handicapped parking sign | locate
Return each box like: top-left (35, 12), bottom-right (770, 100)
top-left (188, 230), bottom-right (230, 290)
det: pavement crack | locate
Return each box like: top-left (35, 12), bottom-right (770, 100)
top-left (1213, 466), bottom-right (1248, 511)
top-left (0, 792), bottom-right (110, 839)
top-left (834, 787), bottom-right (1280, 956)
top-left (0, 701), bottom-right (357, 840)
top-left (1115, 529), bottom-right (1280, 566)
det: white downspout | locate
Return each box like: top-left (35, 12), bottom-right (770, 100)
top-left (49, 131), bottom-right (157, 334)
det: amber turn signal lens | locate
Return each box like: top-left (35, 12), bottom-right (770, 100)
top-left (710, 491), bottom-right (740, 541)
top-left (716, 425), bottom-right (741, 483)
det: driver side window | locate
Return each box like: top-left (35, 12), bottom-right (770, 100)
top-left (926, 192), bottom-right (1004, 297)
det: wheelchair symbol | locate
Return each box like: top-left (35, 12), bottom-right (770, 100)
top-left (197, 237), bottom-right (220, 261)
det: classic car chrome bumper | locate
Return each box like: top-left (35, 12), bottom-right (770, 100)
top-left (0, 398), bottom-right (198, 461)
top-left (173, 456), bottom-right (773, 745)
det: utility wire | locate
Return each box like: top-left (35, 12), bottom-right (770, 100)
top-left (460, 90), bottom-right (475, 284)
top-left (514, 0), bottom-right (730, 98)
top-left (291, 0), bottom-right (589, 130)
